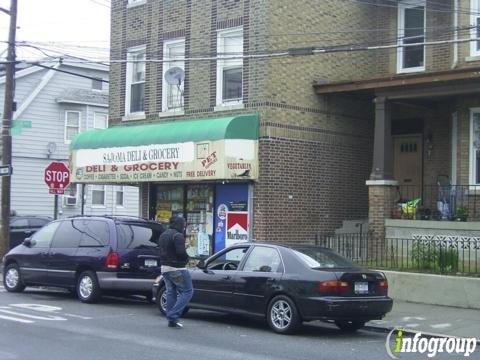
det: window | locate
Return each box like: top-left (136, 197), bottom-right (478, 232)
top-left (292, 247), bottom-right (357, 269)
top-left (91, 185), bottom-right (106, 206)
top-left (217, 28), bottom-right (243, 105)
top-left (65, 111), bottom-right (80, 143)
top-left (128, 0), bottom-right (146, 7)
top-left (51, 220), bottom-right (82, 248)
top-left (30, 222), bottom-right (60, 248)
top-left (162, 39), bottom-right (185, 112)
top-left (77, 220), bottom-right (110, 247)
top-left (125, 46), bottom-right (146, 115)
top-left (63, 184), bottom-right (78, 206)
top-left (471, 0), bottom-right (480, 56)
top-left (207, 246), bottom-right (249, 270)
top-left (397, 0), bottom-right (425, 73)
top-left (94, 112), bottom-right (108, 129)
top-left (29, 218), bottom-right (50, 228)
top-left (243, 246), bottom-right (283, 273)
top-left (116, 224), bottom-right (162, 249)
top-left (92, 78), bottom-right (104, 91)
top-left (470, 109), bottom-right (480, 184)
top-left (10, 218), bottom-right (28, 229)
top-left (115, 186), bottom-right (124, 207)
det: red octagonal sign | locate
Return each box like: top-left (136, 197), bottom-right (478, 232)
top-left (44, 162), bottom-right (70, 195)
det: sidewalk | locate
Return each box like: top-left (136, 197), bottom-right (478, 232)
top-left (366, 300), bottom-right (480, 341)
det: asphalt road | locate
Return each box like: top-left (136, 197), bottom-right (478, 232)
top-left (0, 285), bottom-right (470, 360)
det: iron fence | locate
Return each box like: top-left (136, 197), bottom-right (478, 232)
top-left (317, 233), bottom-right (480, 277)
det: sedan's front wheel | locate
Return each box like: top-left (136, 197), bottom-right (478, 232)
top-left (335, 320), bottom-right (365, 332)
top-left (3, 263), bottom-right (26, 293)
top-left (77, 271), bottom-right (101, 303)
top-left (267, 295), bottom-right (301, 334)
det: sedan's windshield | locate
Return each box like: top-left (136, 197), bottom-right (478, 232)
top-left (292, 247), bottom-right (358, 269)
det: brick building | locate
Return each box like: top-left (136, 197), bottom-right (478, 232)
top-left (70, 0), bottom-right (480, 257)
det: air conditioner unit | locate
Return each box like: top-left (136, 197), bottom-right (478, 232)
top-left (64, 196), bottom-right (77, 206)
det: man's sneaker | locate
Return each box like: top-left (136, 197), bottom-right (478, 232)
top-left (168, 321), bottom-right (183, 328)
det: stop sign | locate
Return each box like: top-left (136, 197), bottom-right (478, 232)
top-left (44, 162), bottom-right (70, 195)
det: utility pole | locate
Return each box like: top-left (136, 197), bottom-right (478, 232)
top-left (0, 0), bottom-right (17, 259)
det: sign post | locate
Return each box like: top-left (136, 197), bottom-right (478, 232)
top-left (44, 162), bottom-right (70, 219)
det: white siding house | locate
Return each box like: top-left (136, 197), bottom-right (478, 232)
top-left (0, 61), bottom-right (139, 218)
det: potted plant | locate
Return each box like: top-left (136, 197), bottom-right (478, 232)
top-left (454, 206), bottom-right (469, 222)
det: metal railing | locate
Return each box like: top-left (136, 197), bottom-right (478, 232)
top-left (317, 233), bottom-right (480, 277)
top-left (393, 184), bottom-right (480, 221)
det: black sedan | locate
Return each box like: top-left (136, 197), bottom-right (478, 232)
top-left (153, 243), bottom-right (393, 334)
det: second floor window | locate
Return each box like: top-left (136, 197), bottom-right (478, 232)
top-left (397, 0), bottom-right (425, 73)
top-left (126, 46), bottom-right (146, 115)
top-left (217, 28), bottom-right (243, 105)
top-left (94, 112), bottom-right (108, 129)
top-left (65, 111), bottom-right (80, 143)
top-left (162, 39), bottom-right (185, 112)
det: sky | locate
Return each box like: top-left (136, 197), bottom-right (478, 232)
top-left (0, 0), bottom-right (110, 62)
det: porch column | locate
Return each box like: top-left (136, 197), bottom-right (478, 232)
top-left (370, 96), bottom-right (393, 180)
top-left (367, 97), bottom-right (397, 261)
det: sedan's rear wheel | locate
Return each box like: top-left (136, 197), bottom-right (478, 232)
top-left (77, 271), bottom-right (101, 303)
top-left (3, 263), bottom-right (25, 292)
top-left (335, 320), bottom-right (365, 332)
top-left (267, 295), bottom-right (301, 334)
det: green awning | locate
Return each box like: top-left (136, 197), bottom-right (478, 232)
top-left (70, 113), bottom-right (259, 150)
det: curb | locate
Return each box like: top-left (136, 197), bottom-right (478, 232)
top-left (364, 325), bottom-right (480, 345)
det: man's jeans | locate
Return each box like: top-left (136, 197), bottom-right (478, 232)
top-left (163, 270), bottom-right (193, 322)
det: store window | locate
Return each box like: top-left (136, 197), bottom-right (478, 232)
top-left (397, 0), bottom-right (425, 73)
top-left (153, 184), bottom-right (214, 257)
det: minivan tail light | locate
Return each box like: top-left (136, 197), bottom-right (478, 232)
top-left (319, 281), bottom-right (349, 294)
top-left (105, 252), bottom-right (119, 269)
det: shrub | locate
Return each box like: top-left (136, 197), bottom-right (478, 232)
top-left (411, 241), bottom-right (459, 273)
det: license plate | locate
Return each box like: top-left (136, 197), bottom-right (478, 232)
top-left (354, 281), bottom-right (369, 294)
top-left (144, 259), bottom-right (157, 267)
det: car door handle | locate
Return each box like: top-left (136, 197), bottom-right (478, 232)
top-left (222, 275), bottom-right (231, 280)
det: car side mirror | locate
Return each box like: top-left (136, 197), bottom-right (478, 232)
top-left (22, 238), bottom-right (33, 247)
top-left (197, 259), bottom-right (206, 269)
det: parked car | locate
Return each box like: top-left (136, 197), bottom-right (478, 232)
top-left (153, 243), bottom-right (393, 334)
top-left (9, 215), bottom-right (52, 250)
top-left (3, 216), bottom-right (164, 303)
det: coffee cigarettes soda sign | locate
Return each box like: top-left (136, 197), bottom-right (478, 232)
top-left (70, 139), bottom-right (258, 183)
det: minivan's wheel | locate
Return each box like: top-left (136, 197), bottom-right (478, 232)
top-left (156, 285), bottom-right (189, 317)
top-left (3, 263), bottom-right (26, 292)
top-left (267, 295), bottom-right (301, 334)
top-left (77, 271), bottom-right (101, 303)
top-left (335, 320), bottom-right (365, 332)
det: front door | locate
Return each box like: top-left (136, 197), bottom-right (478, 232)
top-left (393, 134), bottom-right (423, 199)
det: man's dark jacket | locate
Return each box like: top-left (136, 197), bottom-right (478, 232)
top-left (158, 217), bottom-right (189, 268)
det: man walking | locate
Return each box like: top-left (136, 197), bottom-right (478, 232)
top-left (158, 215), bottom-right (193, 328)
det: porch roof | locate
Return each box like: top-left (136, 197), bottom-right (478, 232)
top-left (314, 66), bottom-right (480, 99)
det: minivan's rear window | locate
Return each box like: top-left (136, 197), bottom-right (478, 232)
top-left (116, 223), bottom-right (161, 250)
